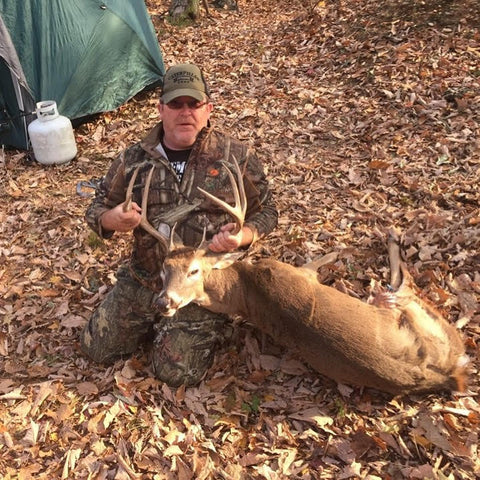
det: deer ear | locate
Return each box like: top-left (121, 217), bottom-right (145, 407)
top-left (210, 251), bottom-right (244, 270)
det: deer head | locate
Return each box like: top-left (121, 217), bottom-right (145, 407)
top-left (156, 157), bottom-right (247, 315)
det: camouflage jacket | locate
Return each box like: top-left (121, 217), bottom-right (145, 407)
top-left (85, 122), bottom-right (278, 291)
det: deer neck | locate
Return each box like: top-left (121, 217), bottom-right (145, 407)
top-left (201, 262), bottom-right (250, 315)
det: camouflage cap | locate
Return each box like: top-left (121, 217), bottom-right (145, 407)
top-left (161, 64), bottom-right (209, 103)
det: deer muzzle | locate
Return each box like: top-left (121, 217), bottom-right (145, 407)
top-left (153, 293), bottom-right (180, 317)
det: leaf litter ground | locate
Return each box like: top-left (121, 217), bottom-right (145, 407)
top-left (0, 0), bottom-right (479, 478)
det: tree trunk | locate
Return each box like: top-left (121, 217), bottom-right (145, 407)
top-left (167, 0), bottom-right (237, 24)
top-left (168, 0), bottom-right (200, 24)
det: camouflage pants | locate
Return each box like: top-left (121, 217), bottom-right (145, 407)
top-left (80, 265), bottom-right (230, 387)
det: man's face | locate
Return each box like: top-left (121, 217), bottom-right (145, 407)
top-left (158, 96), bottom-right (213, 150)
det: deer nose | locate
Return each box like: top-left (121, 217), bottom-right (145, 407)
top-left (154, 294), bottom-right (179, 315)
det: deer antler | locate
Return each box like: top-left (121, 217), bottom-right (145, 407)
top-left (197, 156), bottom-right (247, 234)
top-left (124, 165), bottom-right (169, 248)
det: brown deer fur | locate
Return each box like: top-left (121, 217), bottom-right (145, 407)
top-left (157, 246), bottom-right (467, 395)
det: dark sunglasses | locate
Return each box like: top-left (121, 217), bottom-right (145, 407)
top-left (166, 99), bottom-right (207, 110)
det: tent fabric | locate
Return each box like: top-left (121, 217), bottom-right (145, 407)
top-left (0, 0), bottom-right (165, 149)
top-left (0, 15), bottom-right (35, 150)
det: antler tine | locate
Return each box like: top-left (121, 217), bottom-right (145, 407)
top-left (228, 155), bottom-right (247, 220)
top-left (197, 156), bottom-right (247, 234)
top-left (169, 223), bottom-right (180, 250)
top-left (197, 225), bottom-right (209, 250)
top-left (124, 165), bottom-right (169, 249)
top-left (124, 166), bottom-right (140, 212)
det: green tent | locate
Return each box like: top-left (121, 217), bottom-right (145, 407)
top-left (0, 0), bottom-right (165, 150)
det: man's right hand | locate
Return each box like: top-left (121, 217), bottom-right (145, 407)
top-left (100, 202), bottom-right (142, 232)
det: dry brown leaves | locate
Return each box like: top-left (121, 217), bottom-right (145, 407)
top-left (0, 0), bottom-right (479, 478)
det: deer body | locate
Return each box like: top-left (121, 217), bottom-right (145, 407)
top-left (127, 158), bottom-right (467, 395)
top-left (159, 253), bottom-right (466, 395)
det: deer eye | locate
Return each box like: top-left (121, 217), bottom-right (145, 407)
top-left (189, 268), bottom-right (199, 277)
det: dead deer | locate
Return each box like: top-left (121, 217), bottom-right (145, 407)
top-left (127, 160), bottom-right (468, 395)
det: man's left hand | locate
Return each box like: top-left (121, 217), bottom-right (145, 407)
top-left (209, 223), bottom-right (253, 252)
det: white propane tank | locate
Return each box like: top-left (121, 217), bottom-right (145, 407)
top-left (28, 101), bottom-right (77, 165)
